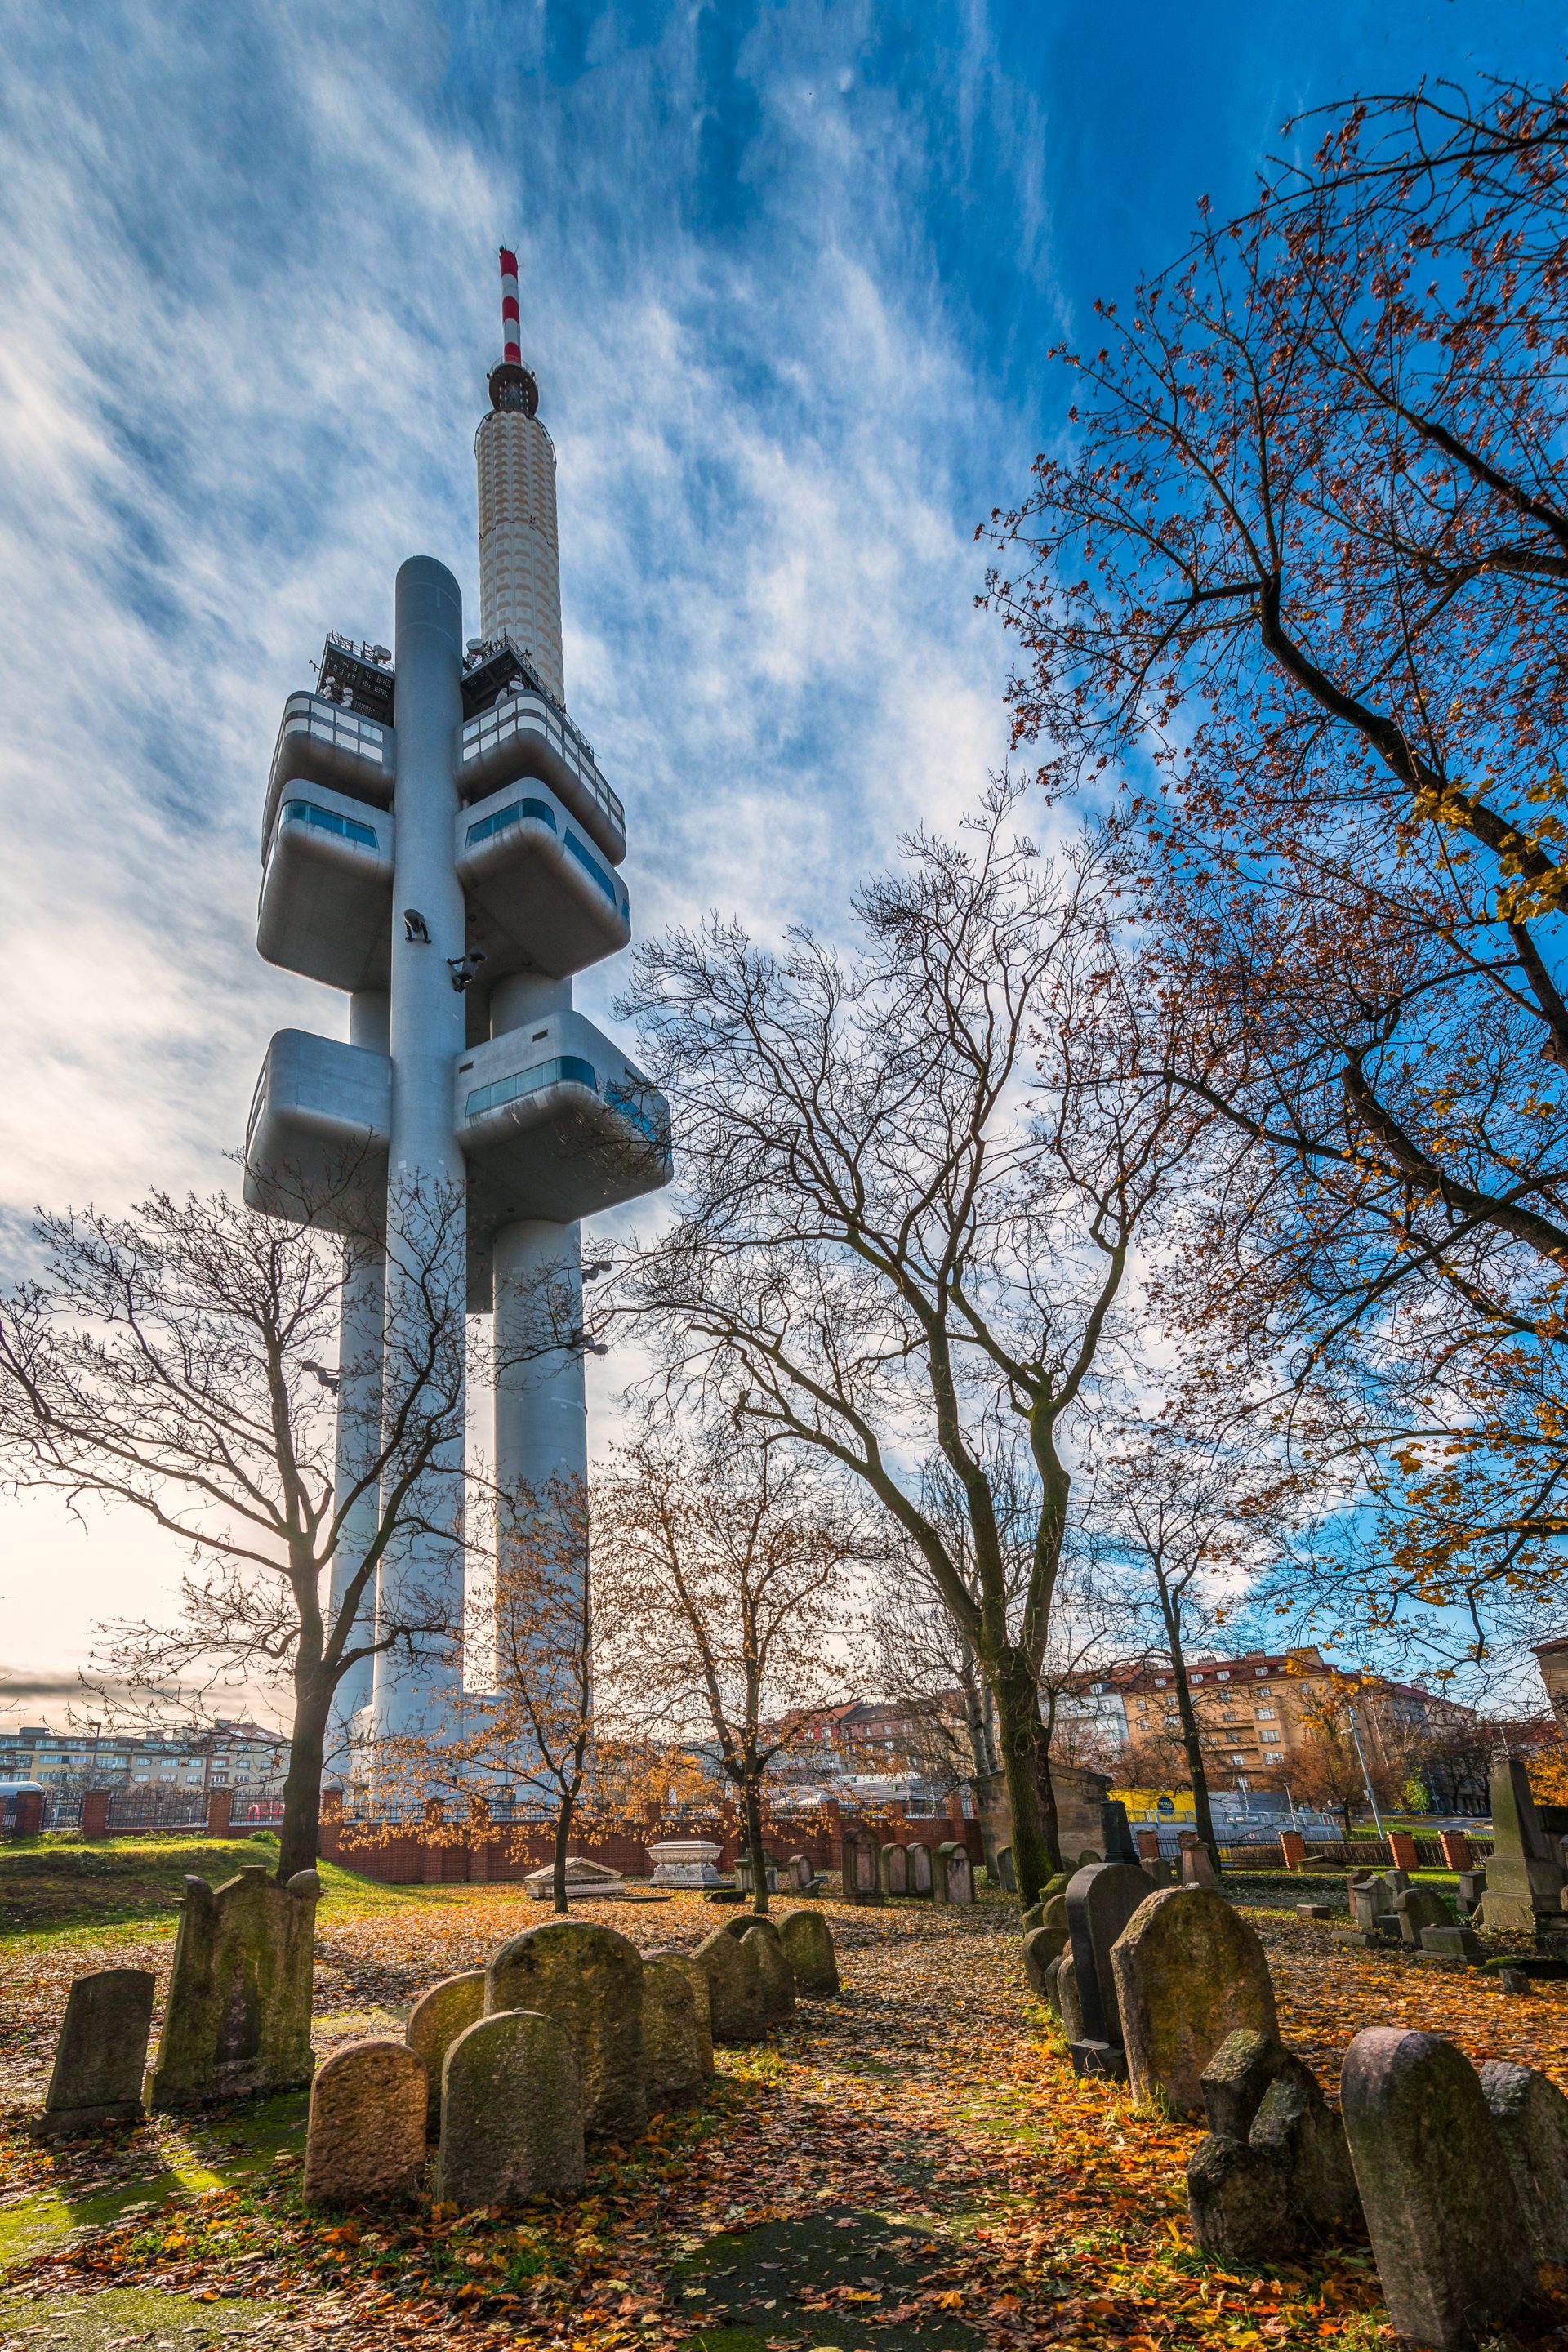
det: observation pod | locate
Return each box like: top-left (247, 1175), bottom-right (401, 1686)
top-left (242, 249), bottom-right (671, 1784)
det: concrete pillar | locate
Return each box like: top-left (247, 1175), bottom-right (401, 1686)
top-left (327, 987), bottom-right (389, 1771)
top-left (372, 557), bottom-right (469, 1752)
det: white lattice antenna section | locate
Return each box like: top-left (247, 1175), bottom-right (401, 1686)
top-left (477, 246), bottom-right (565, 704)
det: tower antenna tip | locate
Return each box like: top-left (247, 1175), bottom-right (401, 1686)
top-left (498, 246), bottom-right (521, 366)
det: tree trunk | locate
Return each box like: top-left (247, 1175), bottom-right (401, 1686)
top-left (741, 1772), bottom-right (769, 1917)
top-left (1165, 1633), bottom-right (1219, 1874)
top-left (277, 1675), bottom-right (332, 1884)
top-left (552, 1788), bottom-right (576, 1915)
top-left (991, 1646), bottom-right (1058, 1901)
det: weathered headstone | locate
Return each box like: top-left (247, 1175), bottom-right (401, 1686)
top-left (406, 1971), bottom-right (486, 2135)
top-left (487, 1919), bottom-right (645, 2142)
top-left (879, 1842), bottom-right (909, 1897)
top-left (1064, 1861), bottom-right (1151, 2079)
top-left (840, 1824), bottom-right (883, 1905)
top-left (1455, 1868), bottom-right (1487, 1918)
top-left (1422, 1922), bottom-right (1485, 1964)
top-left (906, 1842), bottom-right (933, 1897)
top-left (38, 1968), bottom-right (155, 2136)
top-left (692, 1922), bottom-right (766, 2043)
top-left (643, 1959), bottom-right (710, 2109)
top-left (305, 2039), bottom-right (427, 2207)
top-left (776, 1907), bottom-right (839, 1996)
top-left (1250, 2073), bottom-right (1361, 2233)
top-left (1190, 2031), bottom-right (1361, 2262)
top-left (1478, 2060), bottom-right (1568, 2266)
top-left (1023, 1923), bottom-right (1067, 1998)
top-left (993, 1844), bottom-right (1017, 1893)
top-left (1395, 1884), bottom-right (1453, 1949)
top-left (786, 1853), bottom-right (817, 1891)
top-left (438, 2011), bottom-right (585, 2207)
top-left (147, 1866), bottom-right (317, 2109)
top-left (1340, 2028), bottom-right (1537, 2351)
top-left (1297, 1903), bottom-right (1334, 1922)
top-left (1178, 1838), bottom-right (1219, 1888)
top-left (648, 1839), bottom-right (724, 1888)
top-left (935, 1842), bottom-right (974, 1904)
top-left (1187, 2135), bottom-right (1290, 2265)
top-left (1201, 2029), bottom-right (1315, 2142)
top-left (1110, 1886), bottom-right (1279, 2116)
top-left (742, 1921), bottom-right (796, 2020)
top-left (1481, 1756), bottom-right (1566, 1936)
top-left (1053, 1950), bottom-right (1084, 2041)
top-left (734, 1851), bottom-right (779, 1896)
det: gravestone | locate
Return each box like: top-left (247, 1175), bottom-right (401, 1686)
top-left (878, 1842), bottom-right (909, 1897)
top-left (1178, 1837), bottom-right (1218, 1888)
top-left (438, 2011), bottom-right (584, 2207)
top-left (1109, 1886), bottom-right (1278, 2116)
top-left (935, 1842), bottom-right (974, 1904)
top-left (1479, 2060), bottom-right (1568, 2266)
top-left (742, 1921), bottom-right (797, 2020)
top-left (1455, 1868), bottom-right (1487, 1918)
top-left (776, 1907), bottom-right (840, 1995)
top-left (406, 1970), bottom-right (486, 2135)
top-left (786, 1853), bottom-right (817, 1891)
top-left (147, 1866), bottom-right (317, 2109)
top-left (692, 1922), bottom-right (766, 2042)
top-left (1481, 1755), bottom-right (1566, 1936)
top-left (1423, 1922), bottom-right (1485, 1963)
top-left (648, 1839), bottom-right (723, 1888)
top-left (523, 1854), bottom-right (626, 1901)
top-left (1395, 1884), bottom-right (1453, 1949)
top-left (906, 1842), bottom-right (933, 1898)
top-left (1064, 1861), bottom-right (1151, 2079)
top-left (38, 1968), bottom-right (155, 2136)
top-left (1023, 1923), bottom-right (1067, 1998)
top-left (840, 1824), bottom-right (883, 1905)
top-left (487, 1919), bottom-right (645, 2143)
top-left (734, 1852), bottom-right (779, 1896)
top-left (993, 1845), bottom-right (1017, 1893)
top-left (1100, 1800), bottom-right (1138, 1864)
top-left (1052, 1951), bottom-right (1084, 2041)
top-left (304, 2039), bottom-right (427, 2206)
top-left (1341, 2028), bottom-right (1537, 2351)
top-left (643, 1959), bottom-right (710, 2109)
top-left (1190, 2031), bottom-right (1361, 2262)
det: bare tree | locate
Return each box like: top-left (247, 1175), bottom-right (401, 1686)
top-left (593, 1433), bottom-right (867, 1915)
top-left (0, 1177), bottom-right (489, 1880)
top-left (617, 791), bottom-right (1196, 1903)
top-left (1076, 1428), bottom-right (1302, 1867)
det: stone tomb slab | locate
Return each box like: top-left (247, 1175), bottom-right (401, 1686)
top-left (146, 1866), bottom-right (317, 2109)
top-left (669, 2205), bottom-right (980, 2348)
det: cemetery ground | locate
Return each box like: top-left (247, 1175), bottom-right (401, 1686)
top-left (3, 1852), bottom-right (1567, 2352)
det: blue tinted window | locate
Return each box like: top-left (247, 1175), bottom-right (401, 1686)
top-left (466, 797), bottom-right (557, 849)
top-left (564, 831), bottom-right (617, 903)
top-left (604, 1080), bottom-right (669, 1152)
top-left (280, 799), bottom-right (377, 849)
top-left (466, 1055), bottom-right (598, 1120)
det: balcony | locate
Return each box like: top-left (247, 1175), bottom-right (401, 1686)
top-left (257, 787), bottom-right (394, 991)
top-left (456, 778), bottom-right (630, 982)
top-left (243, 1030), bottom-right (390, 1232)
top-left (458, 691), bottom-right (626, 866)
top-left (264, 693), bottom-right (395, 846)
top-left (458, 1010), bottom-right (671, 1305)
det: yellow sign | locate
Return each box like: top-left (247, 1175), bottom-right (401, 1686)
top-left (1111, 1787), bottom-right (1196, 1822)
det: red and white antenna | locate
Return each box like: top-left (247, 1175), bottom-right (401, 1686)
top-left (499, 247), bottom-right (521, 364)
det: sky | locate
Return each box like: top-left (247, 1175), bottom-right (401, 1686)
top-left (0, 0), bottom-right (1561, 1717)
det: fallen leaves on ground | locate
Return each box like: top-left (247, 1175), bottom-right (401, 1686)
top-left (6, 1886), bottom-right (1568, 2349)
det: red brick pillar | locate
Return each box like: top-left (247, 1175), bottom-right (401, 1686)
top-left (1439, 1830), bottom-right (1473, 1869)
top-left (1387, 1829), bottom-right (1419, 1871)
top-left (206, 1788), bottom-right (234, 1836)
top-left (12, 1790), bottom-right (43, 1838)
top-left (1134, 1827), bottom-right (1160, 1863)
top-left (1279, 1830), bottom-right (1306, 1870)
top-left (81, 1788), bottom-right (110, 1838)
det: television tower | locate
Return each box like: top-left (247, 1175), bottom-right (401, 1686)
top-left (245, 250), bottom-right (670, 1764)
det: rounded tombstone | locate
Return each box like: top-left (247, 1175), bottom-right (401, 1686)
top-left (692, 1923), bottom-right (766, 2044)
top-left (305, 2038), bottom-right (428, 2207)
top-left (643, 1958), bottom-right (710, 2110)
top-left (776, 1908), bottom-right (839, 1996)
top-left (1109, 1886), bottom-right (1279, 2116)
top-left (406, 1969), bottom-right (486, 2136)
top-left (906, 1842), bottom-right (933, 1898)
top-left (1023, 1923), bottom-right (1067, 1999)
top-left (666, 1954), bottom-right (715, 2076)
top-left (742, 1922), bottom-right (796, 2020)
top-left (1065, 1861), bottom-right (1155, 2051)
top-left (438, 2010), bottom-right (584, 2209)
top-left (487, 1920), bottom-right (645, 2143)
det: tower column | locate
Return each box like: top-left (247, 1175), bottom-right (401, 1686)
top-left (326, 987), bottom-right (389, 1775)
top-left (372, 557), bottom-right (469, 1753)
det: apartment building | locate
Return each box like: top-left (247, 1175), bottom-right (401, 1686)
top-left (0, 1719), bottom-right (288, 1794)
top-left (1061, 1646), bottom-right (1462, 1792)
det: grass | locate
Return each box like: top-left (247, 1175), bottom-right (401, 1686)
top-left (0, 1833), bottom-right (421, 1937)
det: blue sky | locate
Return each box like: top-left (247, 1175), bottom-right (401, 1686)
top-left (0, 0), bottom-right (1560, 1698)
